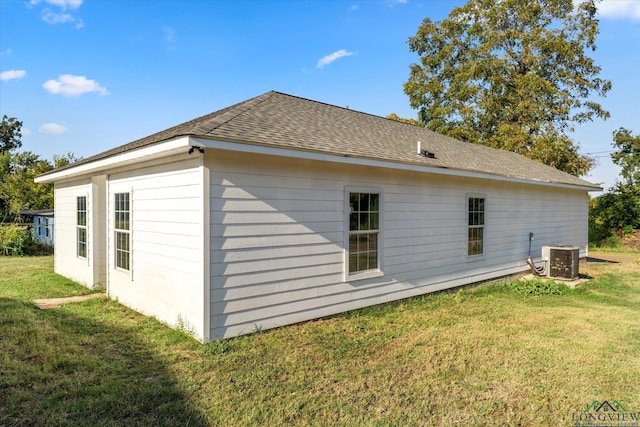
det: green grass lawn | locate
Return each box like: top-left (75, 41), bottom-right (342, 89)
top-left (1, 255), bottom-right (639, 426)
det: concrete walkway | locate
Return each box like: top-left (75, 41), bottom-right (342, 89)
top-left (34, 293), bottom-right (106, 309)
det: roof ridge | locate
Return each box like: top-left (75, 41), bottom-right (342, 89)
top-left (268, 91), bottom-right (426, 127)
top-left (195, 91), bottom-right (277, 134)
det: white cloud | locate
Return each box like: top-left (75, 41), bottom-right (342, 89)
top-left (39, 123), bottom-right (68, 134)
top-left (0, 69), bottom-right (27, 82)
top-left (0, 48), bottom-right (12, 56)
top-left (317, 49), bottom-right (355, 68)
top-left (31, 0), bottom-right (84, 28)
top-left (41, 9), bottom-right (84, 28)
top-left (22, 127), bottom-right (33, 136)
top-left (43, 74), bottom-right (109, 96)
top-left (30, 0), bottom-right (83, 10)
top-left (42, 10), bottom-right (74, 24)
top-left (163, 26), bottom-right (176, 43)
top-left (597, 0), bottom-right (640, 21)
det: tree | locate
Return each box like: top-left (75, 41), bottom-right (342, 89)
top-left (386, 113), bottom-right (423, 127)
top-left (0, 151), bottom-right (79, 221)
top-left (404, 0), bottom-right (611, 176)
top-left (0, 152), bottom-right (54, 216)
top-left (1, 115), bottom-right (23, 154)
top-left (611, 128), bottom-right (640, 187)
top-left (588, 128), bottom-right (640, 242)
top-left (589, 183), bottom-right (640, 241)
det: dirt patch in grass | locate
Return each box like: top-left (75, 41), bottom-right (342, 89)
top-left (583, 251), bottom-right (640, 276)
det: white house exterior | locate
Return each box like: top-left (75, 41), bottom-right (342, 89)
top-left (36, 91), bottom-right (600, 342)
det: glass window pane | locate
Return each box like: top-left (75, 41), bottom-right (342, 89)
top-left (360, 193), bottom-right (369, 212)
top-left (370, 194), bottom-right (379, 212)
top-left (350, 193), bottom-right (358, 211)
top-left (349, 235), bottom-right (358, 252)
top-left (348, 191), bottom-right (380, 274)
top-left (370, 212), bottom-right (379, 230)
top-left (368, 233), bottom-right (377, 252)
top-left (350, 213), bottom-right (358, 231)
top-left (358, 253), bottom-right (368, 272)
top-left (369, 251), bottom-right (378, 270)
top-left (349, 253), bottom-right (358, 272)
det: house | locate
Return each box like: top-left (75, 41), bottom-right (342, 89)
top-left (19, 209), bottom-right (55, 246)
top-left (35, 91), bottom-right (601, 342)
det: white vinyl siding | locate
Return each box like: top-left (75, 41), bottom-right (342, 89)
top-left (107, 154), bottom-right (206, 340)
top-left (53, 180), bottom-right (93, 287)
top-left (208, 150), bottom-right (589, 340)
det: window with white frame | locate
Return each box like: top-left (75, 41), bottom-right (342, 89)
top-left (77, 196), bottom-right (87, 258)
top-left (114, 192), bottom-right (130, 270)
top-left (467, 196), bottom-right (485, 256)
top-left (348, 192), bottom-right (380, 274)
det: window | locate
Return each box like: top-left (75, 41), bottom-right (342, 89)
top-left (467, 197), bottom-right (485, 256)
top-left (77, 196), bottom-right (87, 258)
top-left (348, 192), bottom-right (380, 274)
top-left (114, 192), bottom-right (130, 270)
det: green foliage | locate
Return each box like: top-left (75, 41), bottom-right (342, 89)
top-left (0, 224), bottom-right (49, 256)
top-left (0, 115), bottom-right (23, 154)
top-left (589, 183), bottom-right (640, 242)
top-left (386, 113), bottom-right (423, 126)
top-left (204, 340), bottom-right (231, 355)
top-left (611, 127), bottom-right (640, 187)
top-left (510, 277), bottom-right (569, 296)
top-left (0, 151), bottom-right (79, 221)
top-left (404, 0), bottom-right (610, 176)
top-left (0, 224), bottom-right (30, 255)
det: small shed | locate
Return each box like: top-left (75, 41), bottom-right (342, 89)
top-left (19, 209), bottom-right (55, 246)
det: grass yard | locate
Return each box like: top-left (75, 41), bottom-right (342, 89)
top-left (1, 254), bottom-right (639, 426)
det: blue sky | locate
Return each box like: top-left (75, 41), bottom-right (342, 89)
top-left (1, 0), bottom-right (639, 192)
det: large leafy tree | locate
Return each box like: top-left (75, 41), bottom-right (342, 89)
top-left (0, 152), bottom-right (54, 217)
top-left (404, 0), bottom-right (611, 176)
top-left (0, 150), bottom-right (79, 221)
top-left (589, 128), bottom-right (640, 241)
top-left (1, 115), bottom-right (23, 154)
top-left (611, 128), bottom-right (640, 187)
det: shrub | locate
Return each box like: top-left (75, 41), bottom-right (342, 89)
top-left (510, 277), bottom-right (569, 296)
top-left (0, 225), bottom-right (30, 256)
top-left (0, 224), bottom-right (50, 256)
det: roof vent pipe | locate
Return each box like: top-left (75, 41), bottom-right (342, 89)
top-left (417, 141), bottom-right (436, 158)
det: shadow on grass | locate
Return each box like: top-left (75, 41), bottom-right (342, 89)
top-left (0, 297), bottom-right (209, 427)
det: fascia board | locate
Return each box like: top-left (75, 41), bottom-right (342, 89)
top-left (35, 136), bottom-right (194, 183)
top-left (191, 137), bottom-right (602, 192)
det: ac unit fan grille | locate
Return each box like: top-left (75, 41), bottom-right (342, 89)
top-left (548, 246), bottom-right (579, 280)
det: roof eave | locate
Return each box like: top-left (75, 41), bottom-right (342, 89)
top-left (35, 136), bottom-right (196, 183)
top-left (192, 136), bottom-right (602, 192)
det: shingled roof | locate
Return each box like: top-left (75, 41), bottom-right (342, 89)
top-left (43, 91), bottom-right (599, 189)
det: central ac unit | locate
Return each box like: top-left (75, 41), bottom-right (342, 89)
top-left (541, 245), bottom-right (580, 280)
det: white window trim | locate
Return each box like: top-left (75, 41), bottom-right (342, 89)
top-left (77, 195), bottom-right (88, 259)
top-left (466, 193), bottom-right (486, 259)
top-left (344, 186), bottom-right (384, 282)
top-left (114, 192), bottom-right (131, 273)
